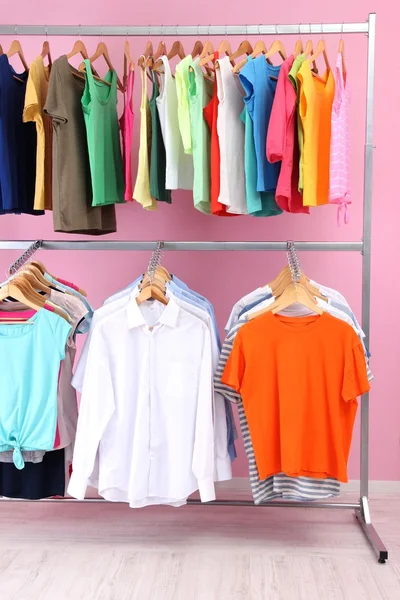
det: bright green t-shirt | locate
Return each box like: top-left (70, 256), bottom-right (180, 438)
top-left (81, 59), bottom-right (125, 207)
top-left (188, 59), bottom-right (212, 215)
top-left (176, 54), bottom-right (193, 154)
top-left (288, 54), bottom-right (306, 193)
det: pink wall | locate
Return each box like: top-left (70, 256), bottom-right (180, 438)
top-left (0, 2), bottom-right (396, 481)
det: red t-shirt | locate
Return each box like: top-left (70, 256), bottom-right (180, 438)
top-left (203, 55), bottom-right (233, 217)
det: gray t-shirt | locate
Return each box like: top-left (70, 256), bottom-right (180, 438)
top-left (44, 55), bottom-right (116, 234)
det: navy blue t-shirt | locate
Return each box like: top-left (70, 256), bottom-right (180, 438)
top-left (0, 55), bottom-right (43, 215)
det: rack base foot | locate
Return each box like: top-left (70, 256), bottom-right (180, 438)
top-left (355, 508), bottom-right (388, 563)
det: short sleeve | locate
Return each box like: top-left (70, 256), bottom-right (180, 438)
top-left (342, 339), bottom-right (371, 402)
top-left (44, 65), bottom-right (68, 124)
top-left (221, 333), bottom-right (245, 393)
top-left (239, 61), bottom-right (255, 119)
top-left (50, 313), bottom-right (73, 360)
top-left (23, 64), bottom-right (40, 124)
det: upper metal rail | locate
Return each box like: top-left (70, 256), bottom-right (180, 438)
top-left (0, 22), bottom-right (369, 37)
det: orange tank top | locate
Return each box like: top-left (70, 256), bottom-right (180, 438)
top-left (297, 61), bottom-right (335, 207)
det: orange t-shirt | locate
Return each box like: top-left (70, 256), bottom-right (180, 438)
top-left (221, 311), bottom-right (370, 483)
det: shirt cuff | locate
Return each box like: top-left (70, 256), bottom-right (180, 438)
top-left (67, 472), bottom-right (89, 500)
top-left (198, 478), bottom-right (216, 503)
top-left (215, 456), bottom-right (233, 482)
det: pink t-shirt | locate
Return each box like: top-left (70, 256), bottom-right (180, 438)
top-left (329, 54), bottom-right (351, 225)
top-left (266, 55), bottom-right (309, 214)
top-left (119, 69), bottom-right (135, 201)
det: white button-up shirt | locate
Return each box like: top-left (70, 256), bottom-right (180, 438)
top-left (68, 297), bottom-right (216, 507)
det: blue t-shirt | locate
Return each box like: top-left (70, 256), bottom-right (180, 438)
top-left (0, 309), bottom-right (71, 468)
top-left (240, 56), bottom-right (281, 193)
top-left (0, 54), bottom-right (42, 215)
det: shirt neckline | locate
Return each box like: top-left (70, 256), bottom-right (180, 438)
top-left (268, 311), bottom-right (328, 333)
top-left (0, 308), bottom-right (42, 338)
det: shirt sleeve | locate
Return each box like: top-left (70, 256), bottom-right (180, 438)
top-left (239, 61), bottom-right (255, 120)
top-left (44, 65), bottom-right (68, 124)
top-left (23, 63), bottom-right (40, 124)
top-left (266, 66), bottom-right (295, 163)
top-left (214, 334), bottom-right (242, 404)
top-left (192, 326), bottom-right (216, 502)
top-left (49, 312), bottom-right (72, 360)
top-left (67, 328), bottom-right (115, 500)
top-left (342, 338), bottom-right (371, 402)
top-left (220, 333), bottom-right (245, 394)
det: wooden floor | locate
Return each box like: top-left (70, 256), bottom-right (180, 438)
top-left (0, 485), bottom-right (399, 599)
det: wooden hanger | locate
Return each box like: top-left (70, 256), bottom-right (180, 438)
top-left (309, 39), bottom-right (330, 70)
top-left (41, 40), bottom-right (52, 68)
top-left (191, 40), bottom-right (203, 59)
top-left (7, 40), bottom-right (28, 71)
top-left (338, 37), bottom-right (346, 79)
top-left (0, 44), bottom-right (3, 55)
top-left (250, 282), bottom-right (324, 320)
top-left (153, 40), bottom-right (185, 71)
top-left (265, 40), bottom-right (287, 62)
top-left (200, 38), bottom-right (233, 68)
top-left (228, 40), bottom-right (253, 63)
top-left (67, 40), bottom-right (101, 81)
top-left (123, 40), bottom-right (135, 84)
top-left (29, 260), bottom-right (87, 297)
top-left (138, 40), bottom-right (154, 70)
top-left (302, 40), bottom-right (318, 73)
top-left (233, 40), bottom-right (270, 73)
top-left (294, 39), bottom-right (303, 57)
top-left (145, 41), bottom-right (167, 69)
top-left (79, 42), bottom-right (124, 92)
top-left (136, 278), bottom-right (169, 306)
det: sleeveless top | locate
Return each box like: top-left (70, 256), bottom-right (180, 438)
top-left (156, 55), bottom-right (193, 190)
top-left (216, 55), bottom-right (246, 214)
top-left (329, 54), bottom-right (351, 225)
top-left (119, 68), bottom-right (135, 201)
top-left (133, 60), bottom-right (156, 210)
top-left (188, 58), bottom-right (212, 214)
top-left (81, 59), bottom-right (124, 206)
top-left (149, 69), bottom-right (171, 203)
top-left (297, 61), bottom-right (335, 206)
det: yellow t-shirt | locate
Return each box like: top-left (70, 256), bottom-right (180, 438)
top-left (297, 61), bottom-right (335, 206)
top-left (23, 56), bottom-right (53, 211)
top-left (175, 54), bottom-right (193, 154)
top-left (133, 64), bottom-right (157, 211)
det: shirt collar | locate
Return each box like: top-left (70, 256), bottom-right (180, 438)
top-left (126, 295), bottom-right (180, 329)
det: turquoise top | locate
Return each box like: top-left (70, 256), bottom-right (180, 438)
top-left (0, 309), bottom-right (71, 468)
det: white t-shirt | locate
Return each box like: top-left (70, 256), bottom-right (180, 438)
top-left (216, 56), bottom-right (247, 214)
top-left (156, 55), bottom-right (193, 190)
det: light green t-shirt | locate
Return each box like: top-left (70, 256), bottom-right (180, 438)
top-left (81, 59), bottom-right (125, 206)
top-left (188, 59), bottom-right (212, 214)
top-left (175, 54), bottom-right (193, 155)
top-left (288, 54), bottom-right (306, 193)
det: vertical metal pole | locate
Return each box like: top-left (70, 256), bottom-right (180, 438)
top-left (360, 12), bottom-right (376, 500)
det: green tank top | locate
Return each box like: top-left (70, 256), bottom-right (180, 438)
top-left (149, 69), bottom-right (171, 203)
top-left (81, 59), bottom-right (125, 206)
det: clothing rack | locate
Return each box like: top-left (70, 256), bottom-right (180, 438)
top-left (0, 13), bottom-right (386, 563)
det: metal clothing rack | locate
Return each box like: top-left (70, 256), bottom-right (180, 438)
top-left (0, 13), bottom-right (387, 563)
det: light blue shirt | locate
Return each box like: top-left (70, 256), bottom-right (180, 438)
top-left (0, 309), bottom-right (71, 469)
top-left (240, 56), bottom-right (281, 193)
top-left (44, 273), bottom-right (93, 334)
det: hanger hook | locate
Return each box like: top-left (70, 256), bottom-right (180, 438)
top-left (126, 24), bottom-right (129, 40)
top-left (258, 24), bottom-right (261, 37)
top-left (101, 25), bottom-right (104, 41)
top-left (321, 23), bottom-right (324, 39)
top-left (14, 24), bottom-right (18, 38)
top-left (78, 24), bottom-right (81, 39)
top-left (45, 25), bottom-right (48, 38)
top-left (309, 23), bottom-right (311, 35)
top-left (298, 22), bottom-right (301, 39)
top-left (341, 21), bottom-right (344, 39)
